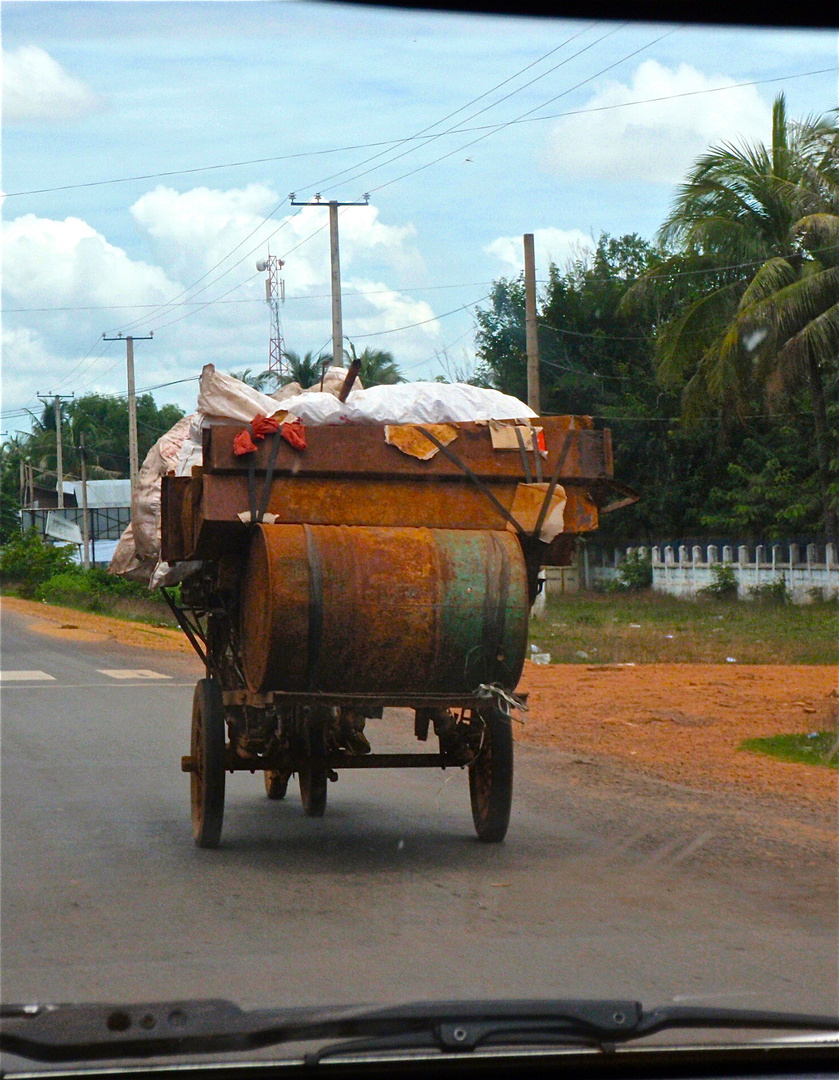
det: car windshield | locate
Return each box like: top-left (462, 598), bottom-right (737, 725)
top-left (1, 1), bottom-right (837, 1074)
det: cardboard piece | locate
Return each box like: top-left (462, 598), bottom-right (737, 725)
top-left (505, 482), bottom-right (567, 542)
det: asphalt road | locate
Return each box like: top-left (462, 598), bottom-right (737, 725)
top-left (2, 603), bottom-right (836, 1017)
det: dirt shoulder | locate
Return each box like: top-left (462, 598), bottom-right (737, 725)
top-left (517, 660), bottom-right (838, 813)
top-left (0, 595), bottom-right (193, 654)
top-left (4, 596), bottom-right (836, 816)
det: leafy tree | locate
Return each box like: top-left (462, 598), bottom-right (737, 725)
top-left (0, 393), bottom-right (185, 541)
top-left (626, 94), bottom-right (839, 543)
top-left (472, 234), bottom-right (729, 542)
top-left (0, 529), bottom-right (78, 595)
top-left (473, 277), bottom-right (528, 401)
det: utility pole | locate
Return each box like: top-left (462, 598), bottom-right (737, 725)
top-left (290, 193), bottom-right (369, 369)
top-left (523, 233), bottom-right (541, 414)
top-left (255, 251), bottom-right (286, 381)
top-left (79, 432), bottom-right (91, 570)
top-left (37, 393), bottom-right (74, 507)
top-left (102, 332), bottom-right (153, 493)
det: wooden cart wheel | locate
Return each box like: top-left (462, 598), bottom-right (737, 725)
top-left (264, 770), bottom-right (289, 800)
top-left (298, 764), bottom-right (328, 817)
top-left (468, 705), bottom-right (513, 843)
top-left (191, 678), bottom-right (226, 848)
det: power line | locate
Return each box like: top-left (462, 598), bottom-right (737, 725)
top-left (104, 34), bottom-right (606, 336)
top-left (101, 28), bottom-right (655, 336)
top-left (3, 64), bottom-right (832, 199)
top-left (363, 25), bottom-right (682, 199)
top-left (102, 35), bottom-right (601, 337)
top-left (316, 23), bottom-right (630, 197)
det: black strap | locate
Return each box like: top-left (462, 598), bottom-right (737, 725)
top-left (532, 425), bottom-right (574, 540)
top-left (415, 427), bottom-right (527, 536)
top-left (255, 429), bottom-right (284, 524)
top-left (514, 424), bottom-right (533, 484)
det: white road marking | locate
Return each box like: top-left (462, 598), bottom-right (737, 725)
top-left (0, 670), bottom-right (56, 682)
top-left (97, 669), bottom-right (171, 680)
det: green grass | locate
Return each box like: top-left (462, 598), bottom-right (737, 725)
top-left (739, 732), bottom-right (839, 769)
top-left (529, 590), bottom-right (838, 665)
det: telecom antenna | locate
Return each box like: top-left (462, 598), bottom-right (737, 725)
top-left (256, 250), bottom-right (286, 380)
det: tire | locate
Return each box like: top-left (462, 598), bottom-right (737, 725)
top-left (191, 678), bottom-right (226, 848)
top-left (468, 705), bottom-right (513, 843)
top-left (299, 764), bottom-right (328, 817)
top-left (264, 770), bottom-right (289, 800)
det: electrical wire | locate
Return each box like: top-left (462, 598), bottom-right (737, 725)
top-left (102, 30), bottom-right (607, 336)
top-left (363, 25), bottom-right (682, 198)
top-left (4, 64), bottom-right (832, 199)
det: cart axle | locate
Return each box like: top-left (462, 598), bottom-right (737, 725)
top-left (181, 751), bottom-right (454, 774)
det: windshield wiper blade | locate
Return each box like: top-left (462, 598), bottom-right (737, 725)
top-left (1, 998), bottom-right (837, 1064)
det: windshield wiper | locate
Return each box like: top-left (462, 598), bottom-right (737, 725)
top-left (1, 998), bottom-right (836, 1064)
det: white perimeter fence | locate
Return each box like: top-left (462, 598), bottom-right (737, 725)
top-left (535, 542), bottom-right (838, 608)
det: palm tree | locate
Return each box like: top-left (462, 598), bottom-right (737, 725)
top-left (626, 95), bottom-right (839, 543)
top-left (279, 350), bottom-right (333, 390)
top-left (343, 343), bottom-right (404, 387)
top-left (228, 368), bottom-right (278, 393)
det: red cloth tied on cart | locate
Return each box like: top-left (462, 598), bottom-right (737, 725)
top-left (281, 419), bottom-right (306, 451)
top-left (251, 413), bottom-right (281, 439)
top-left (233, 429), bottom-right (258, 456)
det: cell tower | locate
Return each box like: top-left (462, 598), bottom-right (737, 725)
top-left (255, 251), bottom-right (286, 380)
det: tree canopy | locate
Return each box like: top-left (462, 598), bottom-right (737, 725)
top-left (473, 96), bottom-right (838, 545)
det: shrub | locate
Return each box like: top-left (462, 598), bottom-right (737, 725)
top-left (699, 563), bottom-right (738, 599)
top-left (748, 577), bottom-right (789, 604)
top-left (0, 530), bottom-right (79, 596)
top-left (34, 571), bottom-right (105, 611)
top-left (616, 549), bottom-right (653, 591)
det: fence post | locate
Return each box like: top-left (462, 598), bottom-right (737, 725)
top-left (707, 545), bottom-right (717, 565)
top-left (723, 545), bottom-right (732, 564)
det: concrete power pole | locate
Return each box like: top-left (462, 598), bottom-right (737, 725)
top-left (523, 233), bottom-right (541, 414)
top-left (290, 193), bottom-right (370, 369)
top-left (37, 392), bottom-right (74, 507)
top-left (79, 431), bottom-right (91, 570)
top-left (102, 332), bottom-right (153, 492)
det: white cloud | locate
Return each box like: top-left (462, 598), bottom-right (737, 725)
top-left (485, 228), bottom-right (595, 275)
top-left (1, 214), bottom-right (182, 410)
top-left (130, 184), bottom-right (282, 282)
top-left (129, 187), bottom-right (422, 293)
top-left (2, 213), bottom-right (177, 313)
top-left (1, 194), bottom-right (444, 415)
top-left (0, 327), bottom-right (61, 411)
top-left (2, 45), bottom-right (99, 123)
top-left (343, 278), bottom-right (441, 364)
top-left (542, 60), bottom-right (772, 184)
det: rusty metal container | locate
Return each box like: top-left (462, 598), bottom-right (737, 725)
top-left (240, 524), bottom-right (528, 695)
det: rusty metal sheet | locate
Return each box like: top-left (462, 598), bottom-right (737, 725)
top-left (201, 416), bottom-right (607, 481)
top-left (177, 474), bottom-right (601, 559)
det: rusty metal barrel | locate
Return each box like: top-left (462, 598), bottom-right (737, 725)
top-left (240, 524), bottom-right (528, 696)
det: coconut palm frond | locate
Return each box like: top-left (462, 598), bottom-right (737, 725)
top-left (737, 257), bottom-right (797, 310)
top-left (654, 284), bottom-right (740, 387)
top-left (793, 213), bottom-right (839, 264)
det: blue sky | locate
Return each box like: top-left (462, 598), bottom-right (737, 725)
top-left (2, 2), bottom-right (837, 428)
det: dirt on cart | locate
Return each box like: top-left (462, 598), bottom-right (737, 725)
top-left (5, 596), bottom-right (836, 813)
